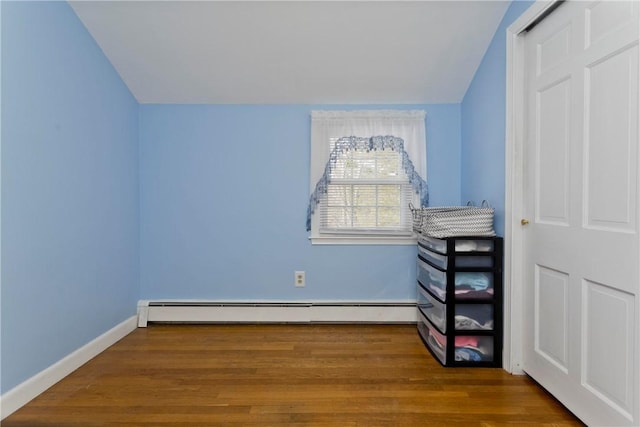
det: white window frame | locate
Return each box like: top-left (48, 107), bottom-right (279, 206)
top-left (309, 110), bottom-right (427, 245)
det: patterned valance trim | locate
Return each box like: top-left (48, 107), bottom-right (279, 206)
top-left (306, 135), bottom-right (429, 231)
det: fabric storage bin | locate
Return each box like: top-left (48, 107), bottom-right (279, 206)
top-left (454, 271), bottom-right (494, 299)
top-left (418, 311), bottom-right (446, 365)
top-left (417, 257), bottom-right (447, 301)
top-left (454, 336), bottom-right (494, 362)
top-left (455, 304), bottom-right (494, 330)
top-left (411, 203), bottom-right (495, 238)
top-left (418, 284), bottom-right (446, 332)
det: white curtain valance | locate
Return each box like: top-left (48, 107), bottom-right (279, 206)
top-left (306, 135), bottom-right (428, 231)
top-left (309, 110), bottom-right (427, 194)
top-left (310, 110), bottom-right (426, 120)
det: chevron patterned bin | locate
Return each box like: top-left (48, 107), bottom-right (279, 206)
top-left (410, 202), bottom-right (495, 238)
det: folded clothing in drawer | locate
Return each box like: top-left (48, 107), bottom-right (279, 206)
top-left (418, 287), bottom-right (494, 332)
top-left (453, 336), bottom-right (494, 362)
top-left (418, 311), bottom-right (495, 364)
top-left (455, 304), bottom-right (493, 330)
top-left (454, 272), bottom-right (494, 299)
top-left (421, 319), bottom-right (494, 363)
top-left (418, 262), bottom-right (496, 301)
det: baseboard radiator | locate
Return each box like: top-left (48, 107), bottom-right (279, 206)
top-left (137, 300), bottom-right (417, 327)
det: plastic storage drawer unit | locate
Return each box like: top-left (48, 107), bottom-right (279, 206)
top-left (415, 235), bottom-right (503, 367)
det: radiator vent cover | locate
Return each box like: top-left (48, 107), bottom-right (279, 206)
top-left (137, 300), bottom-right (417, 327)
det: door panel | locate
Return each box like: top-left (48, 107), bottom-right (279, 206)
top-left (535, 265), bottom-right (569, 372)
top-left (536, 78), bottom-right (571, 225)
top-left (585, 1), bottom-right (637, 48)
top-left (538, 24), bottom-right (571, 75)
top-left (582, 280), bottom-right (634, 419)
top-left (522, 1), bottom-right (639, 425)
top-left (585, 46), bottom-right (638, 232)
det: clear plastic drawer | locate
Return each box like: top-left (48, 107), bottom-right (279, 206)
top-left (417, 258), bottom-right (447, 301)
top-left (417, 235), bottom-right (446, 254)
top-left (418, 244), bottom-right (448, 269)
top-left (419, 261), bottom-right (495, 301)
top-left (418, 284), bottom-right (446, 332)
top-left (453, 335), bottom-right (495, 363)
top-left (455, 304), bottom-right (494, 331)
top-left (455, 255), bottom-right (494, 268)
top-left (418, 311), bottom-right (446, 365)
top-left (419, 246), bottom-right (494, 269)
top-left (418, 236), bottom-right (496, 254)
top-left (454, 239), bottom-right (494, 252)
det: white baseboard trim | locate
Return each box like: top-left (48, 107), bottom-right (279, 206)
top-left (0, 315), bottom-right (137, 420)
top-left (137, 300), bottom-right (418, 326)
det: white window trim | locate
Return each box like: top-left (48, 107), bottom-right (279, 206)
top-left (310, 235), bottom-right (418, 246)
top-left (308, 110), bottom-right (426, 245)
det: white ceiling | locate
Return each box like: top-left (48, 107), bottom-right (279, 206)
top-left (69, 1), bottom-right (510, 104)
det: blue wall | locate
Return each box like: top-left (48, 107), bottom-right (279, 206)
top-left (139, 104), bottom-right (461, 301)
top-left (461, 0), bottom-right (534, 236)
top-left (1, 2), bottom-right (139, 393)
top-left (0, 0), bottom-right (537, 399)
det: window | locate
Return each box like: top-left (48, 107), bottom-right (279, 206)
top-left (321, 137), bottom-right (413, 233)
top-left (308, 111), bottom-right (427, 245)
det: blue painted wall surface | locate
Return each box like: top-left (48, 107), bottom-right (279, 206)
top-left (1, 2), bottom-right (139, 393)
top-left (461, 0), bottom-right (534, 236)
top-left (139, 104), bottom-right (461, 301)
top-left (0, 0), bottom-right (534, 398)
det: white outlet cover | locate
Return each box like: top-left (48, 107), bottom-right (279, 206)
top-left (295, 271), bottom-right (305, 287)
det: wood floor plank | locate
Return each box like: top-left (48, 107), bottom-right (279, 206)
top-left (3, 324), bottom-right (584, 426)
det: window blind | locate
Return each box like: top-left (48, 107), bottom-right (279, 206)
top-left (319, 139), bottom-right (414, 235)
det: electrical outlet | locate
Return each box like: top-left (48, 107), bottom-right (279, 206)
top-left (294, 271), bottom-right (305, 287)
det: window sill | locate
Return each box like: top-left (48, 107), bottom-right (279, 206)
top-left (309, 235), bottom-right (418, 245)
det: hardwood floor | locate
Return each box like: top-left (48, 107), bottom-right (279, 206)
top-left (4, 324), bottom-right (584, 426)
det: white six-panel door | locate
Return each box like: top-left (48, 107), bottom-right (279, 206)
top-left (522, 1), bottom-right (639, 425)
